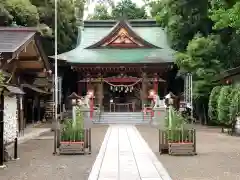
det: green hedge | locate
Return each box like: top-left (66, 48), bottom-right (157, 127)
top-left (217, 86), bottom-right (232, 125)
top-left (208, 86), bottom-right (221, 124)
top-left (229, 85), bottom-right (240, 123)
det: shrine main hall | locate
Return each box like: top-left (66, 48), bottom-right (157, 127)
top-left (55, 19), bottom-right (182, 112)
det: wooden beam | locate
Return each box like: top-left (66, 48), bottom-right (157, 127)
top-left (17, 61), bottom-right (43, 69)
top-left (18, 56), bottom-right (40, 61)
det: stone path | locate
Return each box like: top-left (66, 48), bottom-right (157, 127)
top-left (6, 127), bottom-right (51, 151)
top-left (88, 125), bottom-right (172, 180)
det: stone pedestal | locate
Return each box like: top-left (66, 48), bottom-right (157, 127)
top-left (81, 108), bottom-right (93, 129)
top-left (97, 80), bottom-right (103, 109)
top-left (152, 107), bottom-right (166, 128)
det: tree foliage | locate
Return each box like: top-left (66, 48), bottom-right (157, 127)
top-left (1, 0), bottom-right (85, 55)
top-left (217, 86), bottom-right (232, 125)
top-left (229, 85), bottom-right (240, 122)
top-left (149, 0), bottom-right (240, 122)
top-left (89, 0), bottom-right (148, 20)
top-left (208, 86), bottom-right (221, 123)
top-left (112, 0), bottom-right (147, 19)
top-left (176, 35), bottom-right (223, 98)
top-left (89, 5), bottom-right (112, 20)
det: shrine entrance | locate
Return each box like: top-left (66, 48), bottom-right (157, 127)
top-left (102, 74), bottom-right (142, 112)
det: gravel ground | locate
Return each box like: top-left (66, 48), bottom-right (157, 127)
top-left (136, 125), bottom-right (240, 180)
top-left (0, 125), bottom-right (108, 180)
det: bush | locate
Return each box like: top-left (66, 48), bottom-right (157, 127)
top-left (229, 85), bottom-right (240, 123)
top-left (217, 86), bottom-right (232, 125)
top-left (208, 86), bottom-right (221, 124)
top-left (4, 0), bottom-right (39, 26)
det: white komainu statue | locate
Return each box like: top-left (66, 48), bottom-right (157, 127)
top-left (153, 94), bottom-right (165, 108)
top-left (77, 94), bottom-right (91, 108)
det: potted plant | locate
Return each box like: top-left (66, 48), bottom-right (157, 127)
top-left (167, 106), bottom-right (196, 155)
top-left (59, 107), bottom-right (85, 154)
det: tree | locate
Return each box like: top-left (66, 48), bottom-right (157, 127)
top-left (89, 5), bottom-right (112, 20)
top-left (210, 1), bottom-right (240, 30)
top-left (153, 0), bottom-right (212, 51)
top-left (3, 0), bottom-right (39, 26)
top-left (1, 0), bottom-right (85, 55)
top-left (0, 4), bottom-right (13, 26)
top-left (149, 0), bottom-right (240, 122)
top-left (209, 0), bottom-right (240, 68)
top-left (208, 86), bottom-right (221, 124)
top-left (176, 35), bottom-right (224, 99)
top-left (112, 0), bottom-right (147, 19)
top-left (89, 0), bottom-right (148, 20)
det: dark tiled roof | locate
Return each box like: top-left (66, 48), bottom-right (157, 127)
top-left (219, 66), bottom-right (240, 80)
top-left (213, 66), bottom-right (240, 82)
top-left (0, 27), bottom-right (51, 71)
top-left (0, 27), bottom-right (36, 53)
top-left (21, 83), bottom-right (50, 94)
top-left (0, 84), bottom-right (25, 95)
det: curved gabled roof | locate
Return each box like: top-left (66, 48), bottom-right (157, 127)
top-left (55, 19), bottom-right (175, 64)
top-left (86, 20), bottom-right (159, 48)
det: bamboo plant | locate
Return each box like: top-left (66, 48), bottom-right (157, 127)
top-left (165, 105), bottom-right (192, 143)
top-left (61, 107), bottom-right (84, 142)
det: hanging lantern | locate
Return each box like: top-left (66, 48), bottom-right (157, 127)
top-left (126, 86), bottom-right (129, 92)
top-left (110, 86), bottom-right (113, 90)
top-left (121, 86), bottom-right (123, 91)
top-left (115, 86), bottom-right (118, 91)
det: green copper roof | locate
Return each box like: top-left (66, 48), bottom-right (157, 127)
top-left (56, 20), bottom-right (175, 64)
top-left (57, 49), bottom-right (174, 63)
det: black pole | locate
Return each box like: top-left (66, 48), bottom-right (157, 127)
top-left (0, 92), bottom-right (4, 166)
top-left (13, 137), bottom-right (18, 160)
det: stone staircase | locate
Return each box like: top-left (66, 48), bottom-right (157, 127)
top-left (94, 112), bottom-right (152, 124)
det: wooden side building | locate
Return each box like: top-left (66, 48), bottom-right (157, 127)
top-left (0, 27), bottom-right (52, 144)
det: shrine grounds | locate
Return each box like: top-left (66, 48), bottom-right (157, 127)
top-left (1, 124), bottom-right (240, 180)
top-left (137, 124), bottom-right (240, 180)
top-left (0, 125), bottom-right (108, 180)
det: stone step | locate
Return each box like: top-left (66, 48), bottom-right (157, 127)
top-left (101, 116), bottom-right (147, 118)
top-left (94, 112), bottom-right (152, 124)
top-left (102, 113), bottom-right (144, 116)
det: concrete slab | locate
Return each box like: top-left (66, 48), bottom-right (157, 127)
top-left (88, 125), bottom-right (172, 180)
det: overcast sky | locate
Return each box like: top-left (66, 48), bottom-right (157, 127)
top-left (83, 0), bottom-right (146, 20)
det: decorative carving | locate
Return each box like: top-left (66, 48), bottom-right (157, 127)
top-left (102, 28), bottom-right (144, 47)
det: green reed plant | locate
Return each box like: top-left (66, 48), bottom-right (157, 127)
top-left (61, 107), bottom-right (84, 142)
top-left (166, 105), bottom-right (192, 142)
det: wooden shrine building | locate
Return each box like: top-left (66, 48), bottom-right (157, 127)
top-left (56, 20), bottom-right (180, 112)
top-left (0, 27), bottom-right (52, 140)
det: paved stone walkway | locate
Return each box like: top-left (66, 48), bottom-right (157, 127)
top-left (88, 125), bottom-right (172, 180)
